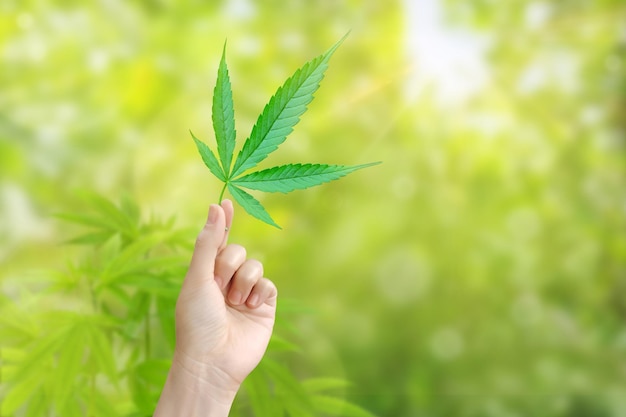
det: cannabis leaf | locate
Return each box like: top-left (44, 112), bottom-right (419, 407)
top-left (192, 34), bottom-right (380, 228)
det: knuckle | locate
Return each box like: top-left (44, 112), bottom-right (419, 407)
top-left (247, 258), bottom-right (264, 276)
top-left (235, 260), bottom-right (263, 286)
top-left (263, 278), bottom-right (277, 296)
top-left (237, 275), bottom-right (256, 288)
top-left (248, 257), bottom-right (262, 268)
top-left (220, 244), bottom-right (246, 269)
top-left (223, 258), bottom-right (240, 272)
top-left (226, 244), bottom-right (247, 259)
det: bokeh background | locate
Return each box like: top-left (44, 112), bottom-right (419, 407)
top-left (2, 0), bottom-right (626, 415)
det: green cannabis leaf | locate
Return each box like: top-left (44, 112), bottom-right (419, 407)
top-left (192, 35), bottom-right (380, 228)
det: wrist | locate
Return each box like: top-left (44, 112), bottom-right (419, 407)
top-left (154, 350), bottom-right (240, 417)
top-left (172, 349), bottom-right (241, 397)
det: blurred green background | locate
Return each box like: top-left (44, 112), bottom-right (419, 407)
top-left (2, 0), bottom-right (626, 415)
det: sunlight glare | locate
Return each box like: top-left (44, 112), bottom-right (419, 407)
top-left (403, 0), bottom-right (489, 105)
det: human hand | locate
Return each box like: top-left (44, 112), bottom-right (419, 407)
top-left (154, 200), bottom-right (277, 416)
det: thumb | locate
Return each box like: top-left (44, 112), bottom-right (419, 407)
top-left (186, 204), bottom-right (226, 285)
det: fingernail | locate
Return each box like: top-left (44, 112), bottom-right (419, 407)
top-left (248, 294), bottom-right (260, 308)
top-left (207, 204), bottom-right (218, 224)
top-left (229, 290), bottom-right (242, 305)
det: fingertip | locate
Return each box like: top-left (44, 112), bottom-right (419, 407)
top-left (207, 205), bottom-right (216, 224)
top-left (268, 282), bottom-right (278, 303)
top-left (195, 203), bottom-right (226, 250)
top-left (207, 204), bottom-right (220, 224)
top-left (248, 278), bottom-right (278, 309)
top-left (219, 200), bottom-right (234, 250)
top-left (221, 198), bottom-right (233, 209)
top-left (228, 290), bottom-right (243, 306)
top-left (246, 294), bottom-right (260, 308)
top-left (221, 199), bottom-right (234, 224)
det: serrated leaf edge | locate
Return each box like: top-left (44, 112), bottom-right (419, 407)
top-left (227, 184), bottom-right (281, 229)
top-left (230, 34), bottom-right (348, 178)
top-left (191, 131), bottom-right (226, 181)
top-left (212, 41), bottom-right (236, 177)
top-left (232, 162), bottom-right (381, 193)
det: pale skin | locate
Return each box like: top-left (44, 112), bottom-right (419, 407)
top-left (154, 199), bottom-right (278, 416)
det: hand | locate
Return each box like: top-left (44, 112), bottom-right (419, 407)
top-left (176, 199), bottom-right (277, 386)
top-left (154, 200), bottom-right (277, 416)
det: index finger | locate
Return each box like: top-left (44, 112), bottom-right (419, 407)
top-left (220, 199), bottom-right (234, 251)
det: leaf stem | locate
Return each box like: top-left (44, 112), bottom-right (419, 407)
top-left (218, 182), bottom-right (228, 203)
top-left (145, 306), bottom-right (151, 359)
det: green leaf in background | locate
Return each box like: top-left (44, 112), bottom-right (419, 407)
top-left (212, 42), bottom-right (236, 177)
top-left (192, 33), bottom-right (380, 228)
top-left (242, 370), bottom-right (279, 417)
top-left (302, 377), bottom-right (352, 393)
top-left (54, 325), bottom-right (85, 412)
top-left (313, 395), bottom-right (378, 417)
top-left (3, 193), bottom-right (376, 416)
top-left (233, 162), bottom-right (381, 193)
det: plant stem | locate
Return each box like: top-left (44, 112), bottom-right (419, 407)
top-left (88, 373), bottom-right (95, 416)
top-left (145, 299), bottom-right (151, 359)
top-left (87, 274), bottom-right (97, 415)
top-left (218, 182), bottom-right (228, 203)
top-left (89, 277), bottom-right (98, 313)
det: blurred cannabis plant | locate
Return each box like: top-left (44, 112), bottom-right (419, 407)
top-left (0, 193), bottom-right (375, 417)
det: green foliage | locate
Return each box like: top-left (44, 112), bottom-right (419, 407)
top-left (193, 35), bottom-right (380, 228)
top-left (0, 194), bottom-right (376, 416)
top-left (2, 1), bottom-right (625, 416)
